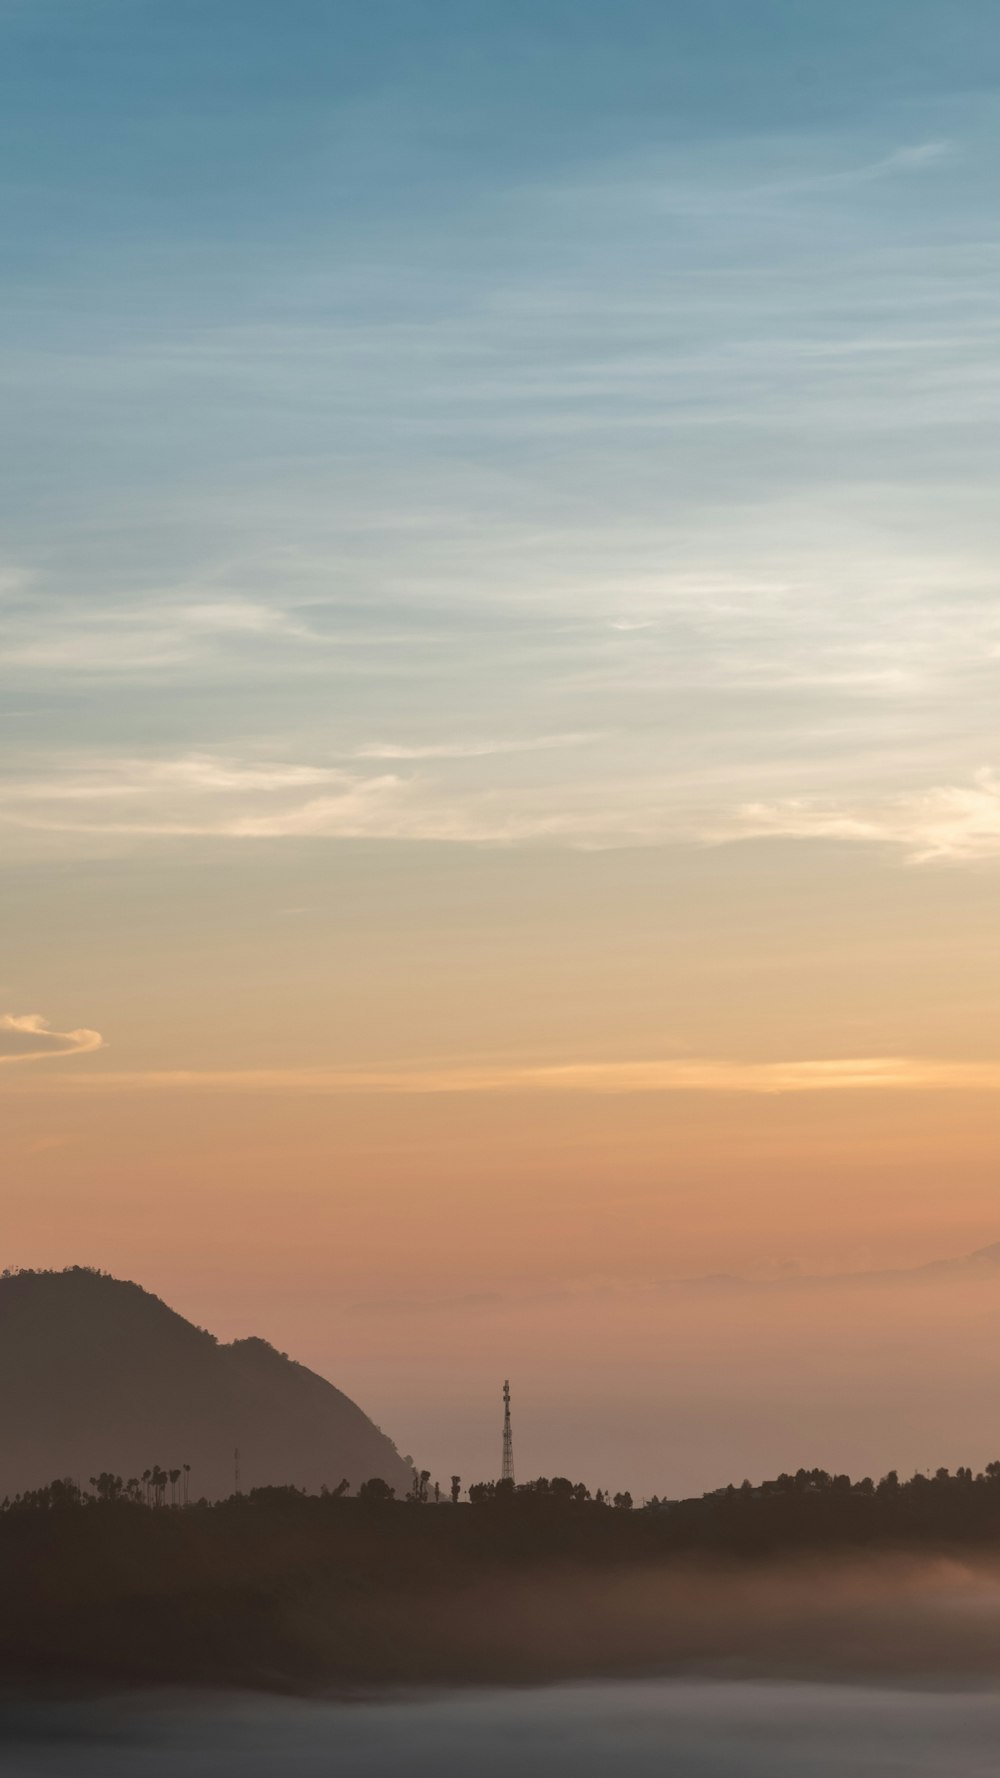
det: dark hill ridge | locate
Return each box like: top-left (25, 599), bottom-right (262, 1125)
top-left (0, 1267), bottom-right (412, 1500)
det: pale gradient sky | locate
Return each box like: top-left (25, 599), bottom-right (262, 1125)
top-left (3, 0), bottom-right (1000, 1493)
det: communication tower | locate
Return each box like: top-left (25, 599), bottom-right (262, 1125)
top-left (501, 1379), bottom-right (515, 1485)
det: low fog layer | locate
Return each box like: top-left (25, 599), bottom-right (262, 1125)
top-left (8, 1520), bottom-right (1000, 1694)
top-left (4, 1680), bottom-right (1000, 1777)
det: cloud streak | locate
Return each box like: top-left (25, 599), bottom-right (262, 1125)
top-left (10, 1054), bottom-right (1000, 1095)
top-left (0, 1013), bottom-right (104, 1065)
top-left (8, 750), bottom-right (1000, 862)
top-left (353, 733), bottom-right (598, 760)
top-left (1, 104), bottom-right (999, 881)
top-left (737, 771), bottom-right (1000, 863)
top-left (0, 595), bottom-right (313, 674)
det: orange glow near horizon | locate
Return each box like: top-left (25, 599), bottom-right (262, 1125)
top-left (6, 1044), bottom-right (1000, 1494)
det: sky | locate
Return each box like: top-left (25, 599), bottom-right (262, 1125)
top-left (3, 0), bottom-right (1000, 1495)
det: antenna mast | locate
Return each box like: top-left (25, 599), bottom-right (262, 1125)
top-left (501, 1379), bottom-right (515, 1485)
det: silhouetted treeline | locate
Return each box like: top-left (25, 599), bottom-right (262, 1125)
top-left (9, 1457), bottom-right (1000, 1538)
top-left (4, 1465), bottom-right (196, 1512)
top-left (6, 1460), bottom-right (1000, 1690)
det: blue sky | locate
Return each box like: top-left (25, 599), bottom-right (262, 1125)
top-left (1, 0), bottom-right (999, 859)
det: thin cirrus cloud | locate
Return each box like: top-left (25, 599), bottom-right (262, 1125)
top-left (0, 747), bottom-right (625, 846)
top-left (0, 597), bottom-right (313, 673)
top-left (0, 756), bottom-right (342, 802)
top-left (737, 771), bottom-right (1000, 863)
top-left (5, 751), bottom-right (1000, 859)
top-left (552, 136), bottom-right (956, 227)
top-left (16, 1055), bottom-right (1000, 1097)
top-left (353, 733), bottom-right (598, 760)
top-left (0, 756), bottom-right (481, 841)
top-left (0, 1013), bottom-right (104, 1065)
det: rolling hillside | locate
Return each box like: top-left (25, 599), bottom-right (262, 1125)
top-left (0, 1267), bottom-right (412, 1500)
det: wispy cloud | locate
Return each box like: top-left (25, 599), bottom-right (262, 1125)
top-left (0, 596), bottom-right (312, 674)
top-left (353, 733), bottom-right (598, 760)
top-left (10, 1054), bottom-right (1000, 1096)
top-left (0, 748), bottom-right (658, 846)
top-left (0, 755), bottom-right (415, 840)
top-left (749, 138), bottom-right (956, 200)
top-left (1, 108), bottom-right (998, 877)
top-left (737, 771), bottom-right (1000, 863)
top-left (0, 1013), bottom-right (104, 1065)
top-left (8, 754), bottom-right (1000, 860)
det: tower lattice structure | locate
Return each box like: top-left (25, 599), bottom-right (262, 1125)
top-left (501, 1378), bottom-right (515, 1485)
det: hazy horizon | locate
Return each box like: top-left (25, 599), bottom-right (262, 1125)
top-left (8, 1250), bottom-right (1000, 1501)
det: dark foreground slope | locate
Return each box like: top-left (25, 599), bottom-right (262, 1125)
top-left (0, 1268), bottom-right (411, 1500)
top-left (6, 1473), bottom-right (1000, 1692)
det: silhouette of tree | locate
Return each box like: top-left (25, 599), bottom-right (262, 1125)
top-left (358, 1477), bottom-right (395, 1502)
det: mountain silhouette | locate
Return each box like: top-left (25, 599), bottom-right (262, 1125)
top-left (0, 1267), bottom-right (412, 1500)
top-left (911, 1241), bottom-right (1000, 1279)
top-left (662, 1241), bottom-right (1000, 1293)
